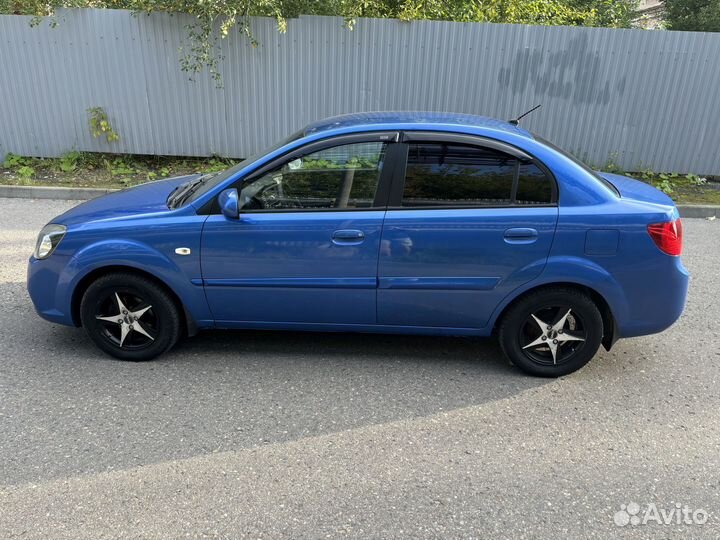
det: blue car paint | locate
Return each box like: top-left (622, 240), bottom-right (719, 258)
top-left (377, 206), bottom-right (558, 328)
top-left (28, 176), bottom-right (213, 327)
top-left (201, 210), bottom-right (386, 325)
top-left (217, 188), bottom-right (240, 219)
top-left (27, 112), bottom-right (689, 343)
top-left (51, 175), bottom-right (198, 226)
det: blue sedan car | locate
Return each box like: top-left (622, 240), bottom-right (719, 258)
top-left (27, 112), bottom-right (688, 376)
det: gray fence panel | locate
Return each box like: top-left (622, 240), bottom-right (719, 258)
top-left (1, 9), bottom-right (719, 173)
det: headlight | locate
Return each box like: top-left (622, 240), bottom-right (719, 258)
top-left (34, 224), bottom-right (67, 259)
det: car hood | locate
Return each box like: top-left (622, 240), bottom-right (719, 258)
top-left (597, 172), bottom-right (675, 207)
top-left (52, 175), bottom-right (202, 227)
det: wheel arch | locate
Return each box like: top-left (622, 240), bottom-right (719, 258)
top-left (70, 265), bottom-right (198, 336)
top-left (493, 282), bottom-right (618, 351)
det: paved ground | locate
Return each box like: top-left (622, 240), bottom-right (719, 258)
top-left (0, 197), bottom-right (718, 539)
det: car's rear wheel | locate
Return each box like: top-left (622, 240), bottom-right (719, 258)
top-left (80, 273), bottom-right (181, 361)
top-left (498, 287), bottom-right (603, 377)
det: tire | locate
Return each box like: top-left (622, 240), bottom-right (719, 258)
top-left (498, 287), bottom-right (603, 377)
top-left (80, 272), bottom-right (182, 361)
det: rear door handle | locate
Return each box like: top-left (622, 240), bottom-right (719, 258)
top-left (504, 227), bottom-right (538, 244)
top-left (332, 229), bottom-right (365, 245)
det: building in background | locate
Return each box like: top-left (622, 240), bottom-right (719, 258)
top-left (635, 0), bottom-right (665, 29)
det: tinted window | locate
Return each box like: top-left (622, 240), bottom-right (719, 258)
top-left (239, 142), bottom-right (386, 211)
top-left (516, 163), bottom-right (552, 204)
top-left (402, 143), bottom-right (515, 207)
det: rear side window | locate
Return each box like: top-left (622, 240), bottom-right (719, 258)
top-left (400, 143), bottom-right (553, 207)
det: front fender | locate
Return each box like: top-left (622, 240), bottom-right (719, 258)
top-left (58, 239), bottom-right (213, 328)
top-left (486, 256), bottom-right (630, 331)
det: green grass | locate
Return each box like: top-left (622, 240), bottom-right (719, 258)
top-left (2, 151), bottom-right (720, 205)
top-left (624, 171), bottom-right (720, 205)
top-left (0, 152), bottom-right (239, 190)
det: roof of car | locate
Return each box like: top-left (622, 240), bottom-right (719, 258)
top-left (303, 111), bottom-right (533, 139)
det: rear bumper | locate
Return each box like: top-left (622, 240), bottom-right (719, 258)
top-left (616, 255), bottom-right (689, 338)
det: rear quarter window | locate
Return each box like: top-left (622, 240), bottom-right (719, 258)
top-left (516, 163), bottom-right (553, 204)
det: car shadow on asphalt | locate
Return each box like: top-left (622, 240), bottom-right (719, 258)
top-left (4, 289), bottom-right (552, 486)
top-left (180, 328), bottom-right (509, 367)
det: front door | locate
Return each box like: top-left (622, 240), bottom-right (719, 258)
top-left (378, 133), bottom-right (559, 329)
top-left (201, 134), bottom-right (397, 326)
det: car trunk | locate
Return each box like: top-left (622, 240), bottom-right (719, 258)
top-left (597, 172), bottom-right (675, 207)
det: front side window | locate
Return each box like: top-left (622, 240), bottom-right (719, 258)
top-left (401, 143), bottom-right (553, 207)
top-left (239, 142), bottom-right (387, 211)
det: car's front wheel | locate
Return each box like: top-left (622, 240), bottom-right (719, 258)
top-left (80, 273), bottom-right (182, 361)
top-left (498, 287), bottom-right (603, 377)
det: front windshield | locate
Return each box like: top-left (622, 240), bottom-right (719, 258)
top-left (184, 129), bottom-right (305, 205)
top-left (533, 134), bottom-right (620, 197)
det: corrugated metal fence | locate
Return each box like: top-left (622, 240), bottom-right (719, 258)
top-left (1, 8), bottom-right (719, 173)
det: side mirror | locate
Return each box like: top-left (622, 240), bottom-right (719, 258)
top-left (218, 188), bottom-right (239, 220)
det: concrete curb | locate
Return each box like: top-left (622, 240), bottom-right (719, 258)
top-left (0, 184), bottom-right (718, 218)
top-left (676, 205), bottom-right (720, 219)
top-left (0, 185), bottom-right (117, 200)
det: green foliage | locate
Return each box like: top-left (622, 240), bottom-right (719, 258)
top-left (571, 0), bottom-right (638, 27)
top-left (106, 157), bottom-right (135, 176)
top-left (630, 169), bottom-right (709, 195)
top-left (2, 150), bottom-right (717, 205)
top-left (0, 151), bottom-right (248, 188)
top-left (5, 0), bottom-right (637, 85)
top-left (302, 155), bottom-right (378, 170)
top-left (654, 173), bottom-right (676, 194)
top-left (88, 107), bottom-right (120, 143)
top-left (3, 152), bottom-right (27, 168)
top-left (201, 157), bottom-right (237, 173)
top-left (602, 152), bottom-right (623, 174)
top-left (17, 165), bottom-right (35, 180)
top-left (123, 0), bottom-right (284, 86)
top-left (662, 0), bottom-right (720, 31)
top-left (147, 165), bottom-right (172, 181)
top-left (502, 0), bottom-right (596, 25)
top-left (2, 152), bottom-right (44, 182)
top-left (58, 151), bottom-right (80, 172)
top-left (686, 173), bottom-right (707, 185)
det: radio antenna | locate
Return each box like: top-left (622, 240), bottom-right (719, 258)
top-left (509, 104), bottom-right (542, 126)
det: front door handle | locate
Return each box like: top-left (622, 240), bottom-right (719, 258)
top-left (504, 227), bottom-right (538, 244)
top-left (332, 229), bottom-right (365, 245)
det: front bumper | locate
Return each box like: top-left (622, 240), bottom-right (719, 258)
top-left (27, 255), bottom-right (76, 326)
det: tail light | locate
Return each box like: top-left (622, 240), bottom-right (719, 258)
top-left (647, 218), bottom-right (683, 256)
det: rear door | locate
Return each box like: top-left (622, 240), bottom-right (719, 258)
top-left (378, 132), bottom-right (559, 329)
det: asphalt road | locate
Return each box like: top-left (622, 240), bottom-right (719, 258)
top-left (1, 197), bottom-right (719, 539)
